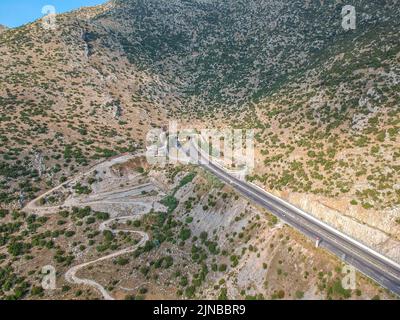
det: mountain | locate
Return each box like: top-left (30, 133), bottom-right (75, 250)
top-left (0, 0), bottom-right (399, 301)
top-left (1, 0), bottom-right (399, 207)
top-left (0, 0), bottom-right (398, 237)
top-left (97, 0), bottom-right (399, 114)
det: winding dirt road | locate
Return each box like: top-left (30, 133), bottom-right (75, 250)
top-left (24, 153), bottom-right (139, 216)
top-left (24, 154), bottom-right (151, 300)
top-left (65, 217), bottom-right (149, 300)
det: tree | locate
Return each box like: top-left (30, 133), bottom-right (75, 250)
top-left (218, 264), bottom-right (227, 272)
top-left (7, 242), bottom-right (29, 256)
top-left (31, 286), bottom-right (44, 296)
top-left (200, 231), bottom-right (208, 242)
top-left (179, 228), bottom-right (191, 241)
top-left (185, 286), bottom-right (196, 298)
top-left (277, 290), bottom-right (285, 299)
top-left (218, 288), bottom-right (228, 300)
top-left (295, 290), bottom-right (304, 299)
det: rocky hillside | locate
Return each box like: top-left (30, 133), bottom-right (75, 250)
top-left (0, 1), bottom-right (399, 238)
top-left (1, 154), bottom-right (393, 300)
top-left (0, 0), bottom-right (400, 301)
top-left (92, 0), bottom-right (399, 114)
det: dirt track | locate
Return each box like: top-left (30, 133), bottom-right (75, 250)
top-left (24, 153), bottom-right (155, 300)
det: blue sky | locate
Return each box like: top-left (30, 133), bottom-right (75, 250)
top-left (0, 0), bottom-right (108, 28)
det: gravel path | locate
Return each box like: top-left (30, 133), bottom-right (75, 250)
top-left (64, 217), bottom-right (149, 300)
top-left (24, 154), bottom-right (151, 300)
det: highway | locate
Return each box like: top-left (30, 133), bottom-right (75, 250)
top-left (178, 141), bottom-right (400, 297)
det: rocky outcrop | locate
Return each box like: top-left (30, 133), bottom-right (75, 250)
top-left (277, 191), bottom-right (400, 263)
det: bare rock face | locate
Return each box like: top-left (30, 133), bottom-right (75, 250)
top-left (0, 24), bottom-right (7, 33)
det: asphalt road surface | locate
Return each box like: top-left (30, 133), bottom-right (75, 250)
top-left (180, 141), bottom-right (400, 297)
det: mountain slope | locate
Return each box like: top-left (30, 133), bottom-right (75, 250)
top-left (94, 0), bottom-right (399, 114)
top-left (0, 0), bottom-right (400, 301)
top-left (0, 0), bottom-right (399, 258)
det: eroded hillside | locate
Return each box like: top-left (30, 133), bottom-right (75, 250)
top-left (0, 153), bottom-right (393, 300)
top-left (0, 0), bottom-right (399, 300)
